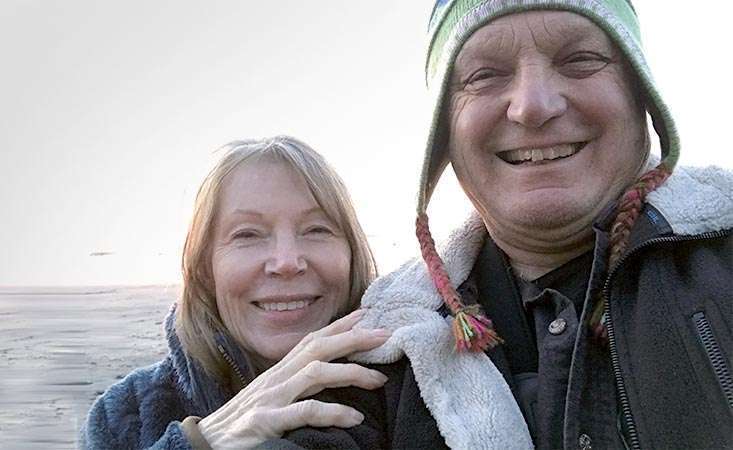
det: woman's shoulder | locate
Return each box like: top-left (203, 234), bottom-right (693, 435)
top-left (80, 356), bottom-right (194, 449)
top-left (99, 356), bottom-right (180, 404)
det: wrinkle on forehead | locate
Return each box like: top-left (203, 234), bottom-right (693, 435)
top-left (456, 11), bottom-right (611, 65)
top-left (457, 20), bottom-right (519, 65)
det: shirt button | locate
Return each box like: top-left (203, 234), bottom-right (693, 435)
top-left (548, 318), bottom-right (567, 335)
top-left (579, 433), bottom-right (592, 450)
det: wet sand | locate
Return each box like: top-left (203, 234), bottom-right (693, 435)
top-left (0, 285), bottom-right (178, 449)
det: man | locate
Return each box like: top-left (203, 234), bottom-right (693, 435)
top-left (264, 1), bottom-right (733, 448)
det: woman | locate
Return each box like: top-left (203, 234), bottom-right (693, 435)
top-left (81, 136), bottom-right (390, 449)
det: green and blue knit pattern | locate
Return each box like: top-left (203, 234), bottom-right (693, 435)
top-left (417, 0), bottom-right (680, 213)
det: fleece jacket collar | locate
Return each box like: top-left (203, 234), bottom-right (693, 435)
top-left (647, 163), bottom-right (733, 235)
top-left (164, 304), bottom-right (240, 416)
top-left (352, 163), bottom-right (733, 450)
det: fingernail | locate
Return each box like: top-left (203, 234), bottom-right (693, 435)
top-left (369, 328), bottom-right (391, 338)
top-left (350, 309), bottom-right (367, 319)
top-left (373, 372), bottom-right (389, 384)
top-left (350, 411), bottom-right (365, 424)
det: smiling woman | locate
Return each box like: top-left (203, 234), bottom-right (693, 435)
top-left (210, 152), bottom-right (354, 369)
top-left (80, 136), bottom-right (389, 449)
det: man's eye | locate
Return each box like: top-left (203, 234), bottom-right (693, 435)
top-left (467, 69), bottom-right (502, 84)
top-left (561, 52), bottom-right (610, 77)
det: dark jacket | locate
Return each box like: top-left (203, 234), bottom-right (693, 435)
top-left (79, 306), bottom-right (250, 449)
top-left (264, 163), bottom-right (733, 450)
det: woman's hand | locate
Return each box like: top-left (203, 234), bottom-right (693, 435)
top-left (197, 309), bottom-right (390, 449)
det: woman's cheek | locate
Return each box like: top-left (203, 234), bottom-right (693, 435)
top-left (214, 248), bottom-right (259, 299)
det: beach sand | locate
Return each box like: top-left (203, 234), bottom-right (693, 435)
top-left (0, 285), bottom-right (179, 449)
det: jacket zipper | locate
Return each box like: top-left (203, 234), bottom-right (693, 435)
top-left (601, 230), bottom-right (729, 450)
top-left (217, 344), bottom-right (248, 387)
top-left (692, 312), bottom-right (733, 409)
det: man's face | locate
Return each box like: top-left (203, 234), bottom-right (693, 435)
top-left (447, 11), bottom-right (648, 234)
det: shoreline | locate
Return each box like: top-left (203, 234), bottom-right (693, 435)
top-left (0, 285), bottom-right (179, 449)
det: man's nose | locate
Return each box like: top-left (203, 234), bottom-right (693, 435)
top-left (506, 67), bottom-right (567, 129)
top-left (264, 239), bottom-right (307, 277)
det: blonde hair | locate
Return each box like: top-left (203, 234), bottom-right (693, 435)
top-left (175, 136), bottom-right (377, 381)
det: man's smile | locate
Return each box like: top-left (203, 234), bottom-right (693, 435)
top-left (497, 142), bottom-right (588, 165)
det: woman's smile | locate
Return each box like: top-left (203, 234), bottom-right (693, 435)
top-left (253, 295), bottom-right (320, 312)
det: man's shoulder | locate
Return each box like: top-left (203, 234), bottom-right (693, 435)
top-left (648, 163), bottom-right (733, 235)
top-left (360, 213), bottom-right (487, 314)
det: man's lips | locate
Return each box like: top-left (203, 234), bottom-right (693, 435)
top-left (253, 295), bottom-right (321, 312)
top-left (497, 142), bottom-right (588, 165)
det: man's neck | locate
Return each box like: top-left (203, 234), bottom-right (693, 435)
top-left (487, 223), bottom-right (595, 281)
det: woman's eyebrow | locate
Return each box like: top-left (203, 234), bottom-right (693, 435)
top-left (300, 207), bottom-right (326, 217)
top-left (230, 209), bottom-right (263, 218)
top-left (216, 209), bottom-right (263, 236)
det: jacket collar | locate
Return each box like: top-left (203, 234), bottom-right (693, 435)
top-left (646, 159), bottom-right (733, 235)
top-left (593, 202), bottom-right (673, 250)
top-left (164, 304), bottom-right (245, 415)
top-left (353, 163), bottom-right (733, 449)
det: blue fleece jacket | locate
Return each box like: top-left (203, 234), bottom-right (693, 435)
top-left (79, 305), bottom-right (247, 449)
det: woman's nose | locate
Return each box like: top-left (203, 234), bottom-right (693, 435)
top-left (506, 67), bottom-right (567, 129)
top-left (264, 239), bottom-right (307, 277)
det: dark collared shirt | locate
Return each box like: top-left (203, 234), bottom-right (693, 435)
top-left (469, 239), bottom-right (623, 449)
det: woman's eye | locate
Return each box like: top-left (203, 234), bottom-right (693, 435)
top-left (305, 226), bottom-right (333, 235)
top-left (232, 230), bottom-right (261, 241)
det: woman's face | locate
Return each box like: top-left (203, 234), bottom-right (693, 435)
top-left (211, 159), bottom-right (352, 366)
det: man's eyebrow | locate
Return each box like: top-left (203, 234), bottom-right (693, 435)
top-left (549, 21), bottom-right (611, 48)
top-left (563, 30), bottom-right (608, 47)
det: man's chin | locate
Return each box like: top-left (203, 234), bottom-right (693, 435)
top-left (503, 200), bottom-right (598, 232)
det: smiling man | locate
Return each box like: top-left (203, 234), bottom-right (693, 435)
top-left (396, 1), bottom-right (733, 448)
top-left (445, 11), bottom-right (649, 279)
top-left (260, 1), bottom-right (733, 449)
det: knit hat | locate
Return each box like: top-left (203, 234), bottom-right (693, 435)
top-left (415, 0), bottom-right (680, 351)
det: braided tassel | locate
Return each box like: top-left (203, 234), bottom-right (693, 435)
top-left (453, 304), bottom-right (503, 351)
top-left (416, 213), bottom-right (503, 351)
top-left (589, 163), bottom-right (672, 339)
top-left (588, 303), bottom-right (608, 343)
top-left (608, 164), bottom-right (671, 266)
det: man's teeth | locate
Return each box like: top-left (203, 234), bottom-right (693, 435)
top-left (503, 143), bottom-right (582, 164)
top-left (259, 299), bottom-right (314, 312)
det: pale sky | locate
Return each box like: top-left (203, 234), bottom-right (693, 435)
top-left (1, 1), bottom-right (731, 287)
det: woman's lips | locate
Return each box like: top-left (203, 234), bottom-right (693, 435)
top-left (253, 296), bottom-right (320, 312)
top-left (497, 141), bottom-right (588, 165)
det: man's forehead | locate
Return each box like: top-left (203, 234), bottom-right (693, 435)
top-left (459, 11), bottom-right (610, 56)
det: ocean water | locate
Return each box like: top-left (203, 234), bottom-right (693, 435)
top-left (0, 286), bottom-right (177, 449)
